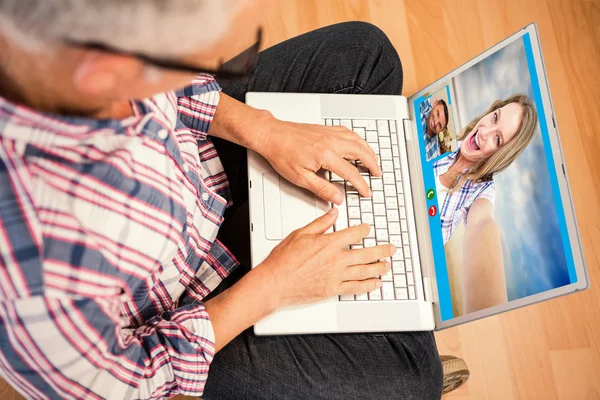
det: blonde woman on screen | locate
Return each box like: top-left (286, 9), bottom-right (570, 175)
top-left (433, 94), bottom-right (538, 313)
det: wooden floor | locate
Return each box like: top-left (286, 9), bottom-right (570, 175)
top-left (2, 1), bottom-right (599, 399)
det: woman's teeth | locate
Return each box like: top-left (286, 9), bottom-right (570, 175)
top-left (472, 132), bottom-right (481, 150)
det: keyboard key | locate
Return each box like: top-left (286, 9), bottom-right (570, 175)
top-left (350, 244), bottom-right (363, 250)
top-left (375, 216), bottom-right (387, 229)
top-left (408, 286), bottom-right (416, 300)
top-left (402, 232), bottom-right (409, 244)
top-left (389, 120), bottom-right (397, 133)
top-left (353, 119), bottom-right (377, 130)
top-left (368, 143), bottom-right (380, 154)
top-left (372, 191), bottom-right (385, 204)
top-left (353, 127), bottom-right (366, 140)
top-left (398, 194), bottom-right (405, 206)
top-left (330, 172), bottom-right (344, 182)
top-left (393, 157), bottom-right (401, 169)
top-left (362, 212), bottom-right (374, 225)
top-left (389, 222), bottom-right (401, 235)
top-left (340, 119), bottom-right (352, 129)
top-left (391, 133), bottom-right (398, 145)
top-left (376, 229), bottom-right (389, 242)
top-left (347, 193), bottom-right (360, 207)
top-left (349, 219), bottom-right (361, 227)
top-left (403, 246), bottom-right (411, 258)
top-left (367, 225), bottom-right (375, 239)
top-left (405, 259), bottom-right (412, 272)
top-left (389, 235), bottom-right (402, 248)
top-left (407, 272), bottom-right (414, 286)
top-left (394, 274), bottom-right (407, 287)
top-left (401, 219), bottom-right (408, 231)
top-left (387, 209), bottom-right (399, 222)
top-left (383, 173), bottom-right (395, 185)
top-left (392, 146), bottom-right (399, 157)
top-left (399, 207), bottom-right (406, 219)
top-left (371, 178), bottom-right (383, 191)
top-left (366, 131), bottom-right (378, 143)
top-left (325, 119), bottom-right (333, 126)
top-left (382, 160), bottom-right (394, 172)
top-left (386, 196), bottom-right (398, 209)
top-left (374, 203), bottom-right (386, 216)
top-left (364, 238), bottom-right (376, 247)
top-left (395, 170), bottom-right (402, 181)
top-left (348, 207), bottom-right (360, 219)
top-left (380, 137), bottom-right (391, 149)
top-left (392, 261), bottom-right (405, 274)
top-left (382, 269), bottom-right (393, 282)
top-left (356, 292), bottom-right (368, 301)
top-left (340, 294), bottom-right (354, 301)
top-left (384, 185), bottom-right (396, 197)
top-left (380, 148), bottom-right (393, 160)
top-left (382, 282), bottom-right (395, 300)
top-left (392, 249), bottom-right (404, 261)
top-left (368, 287), bottom-right (382, 300)
top-left (377, 120), bottom-right (390, 136)
top-left (396, 182), bottom-right (404, 194)
top-left (395, 287), bottom-right (408, 300)
top-left (346, 182), bottom-right (359, 193)
top-left (333, 120), bottom-right (340, 126)
top-left (360, 199), bottom-right (373, 213)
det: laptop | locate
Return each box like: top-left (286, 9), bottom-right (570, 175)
top-left (245, 23), bottom-right (589, 335)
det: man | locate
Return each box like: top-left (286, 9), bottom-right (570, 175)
top-left (421, 98), bottom-right (449, 160)
top-left (0, 1), bottom-right (444, 399)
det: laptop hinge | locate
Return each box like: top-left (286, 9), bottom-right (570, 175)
top-left (423, 277), bottom-right (433, 303)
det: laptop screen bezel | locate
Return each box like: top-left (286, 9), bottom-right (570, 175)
top-left (405, 23), bottom-right (589, 330)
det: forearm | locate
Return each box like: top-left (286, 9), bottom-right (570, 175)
top-left (208, 92), bottom-right (272, 151)
top-left (462, 218), bottom-right (508, 313)
top-left (205, 264), bottom-right (279, 352)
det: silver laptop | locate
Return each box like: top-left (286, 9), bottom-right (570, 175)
top-left (245, 23), bottom-right (589, 335)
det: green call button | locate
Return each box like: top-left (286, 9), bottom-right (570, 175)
top-left (426, 188), bottom-right (435, 201)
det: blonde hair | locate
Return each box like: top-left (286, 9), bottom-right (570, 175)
top-left (451, 94), bottom-right (538, 190)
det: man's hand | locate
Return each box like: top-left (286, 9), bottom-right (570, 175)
top-left (256, 117), bottom-right (382, 205)
top-left (258, 208), bottom-right (395, 307)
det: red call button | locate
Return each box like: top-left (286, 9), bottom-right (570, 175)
top-left (428, 205), bottom-right (437, 217)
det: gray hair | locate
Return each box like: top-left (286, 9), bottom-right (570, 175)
top-left (0, 0), bottom-right (245, 57)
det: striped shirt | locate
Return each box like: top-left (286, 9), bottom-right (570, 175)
top-left (0, 75), bottom-right (239, 399)
top-left (420, 99), bottom-right (440, 161)
top-left (433, 149), bottom-right (496, 243)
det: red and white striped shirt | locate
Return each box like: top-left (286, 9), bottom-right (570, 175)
top-left (0, 75), bottom-right (239, 399)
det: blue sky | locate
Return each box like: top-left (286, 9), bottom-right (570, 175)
top-left (452, 39), bottom-right (571, 301)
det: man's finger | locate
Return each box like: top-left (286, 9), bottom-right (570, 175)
top-left (298, 207), bottom-right (338, 235)
top-left (329, 223), bottom-right (370, 247)
top-left (324, 157), bottom-right (371, 198)
top-left (302, 171), bottom-right (345, 205)
top-left (341, 261), bottom-right (390, 282)
top-left (339, 139), bottom-right (381, 177)
top-left (338, 278), bottom-right (382, 296)
top-left (343, 244), bottom-right (396, 266)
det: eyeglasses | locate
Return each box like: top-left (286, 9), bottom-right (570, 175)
top-left (65, 28), bottom-right (263, 85)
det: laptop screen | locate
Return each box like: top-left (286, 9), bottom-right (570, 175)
top-left (411, 31), bottom-right (579, 323)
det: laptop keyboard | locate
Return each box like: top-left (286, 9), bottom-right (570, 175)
top-left (323, 119), bottom-right (417, 302)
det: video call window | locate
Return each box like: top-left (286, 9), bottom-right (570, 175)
top-left (414, 34), bottom-right (576, 321)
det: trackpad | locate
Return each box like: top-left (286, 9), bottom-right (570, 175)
top-left (280, 179), bottom-right (318, 236)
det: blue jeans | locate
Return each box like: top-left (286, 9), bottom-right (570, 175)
top-left (206, 22), bottom-right (443, 400)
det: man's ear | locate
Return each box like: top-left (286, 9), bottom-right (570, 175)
top-left (72, 51), bottom-right (141, 97)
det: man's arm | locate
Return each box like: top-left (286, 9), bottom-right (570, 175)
top-left (207, 92), bottom-right (270, 152)
top-left (462, 198), bottom-right (508, 313)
